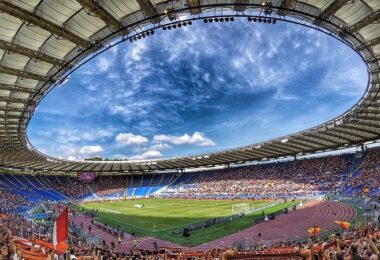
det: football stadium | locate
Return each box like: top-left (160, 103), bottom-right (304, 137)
top-left (0, 0), bottom-right (380, 259)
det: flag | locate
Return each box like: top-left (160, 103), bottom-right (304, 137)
top-left (53, 207), bottom-right (68, 247)
top-left (307, 226), bottom-right (320, 236)
top-left (334, 221), bottom-right (351, 230)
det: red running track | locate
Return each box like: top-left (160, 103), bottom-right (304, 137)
top-left (71, 200), bottom-right (355, 252)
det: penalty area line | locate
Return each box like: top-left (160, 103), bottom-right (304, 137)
top-left (100, 208), bottom-right (122, 214)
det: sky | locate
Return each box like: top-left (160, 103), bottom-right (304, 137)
top-left (27, 18), bottom-right (368, 161)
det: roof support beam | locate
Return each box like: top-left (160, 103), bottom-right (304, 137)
top-left (315, 0), bottom-right (350, 24)
top-left (0, 83), bottom-right (36, 94)
top-left (187, 0), bottom-right (201, 15)
top-left (217, 153), bottom-right (252, 163)
top-left (234, 0), bottom-right (249, 12)
top-left (0, 95), bottom-right (33, 104)
top-left (358, 35), bottom-right (380, 51)
top-left (298, 135), bottom-right (331, 147)
top-left (331, 127), bottom-right (367, 140)
top-left (318, 131), bottom-right (355, 142)
top-left (0, 106), bottom-right (26, 113)
top-left (0, 65), bottom-right (48, 81)
top-left (246, 147), bottom-right (276, 157)
top-left (343, 125), bottom-right (380, 137)
top-left (290, 139), bottom-right (320, 149)
top-left (308, 132), bottom-right (345, 145)
top-left (76, 0), bottom-right (122, 31)
top-left (302, 134), bottom-right (342, 146)
top-left (135, 0), bottom-right (161, 24)
top-left (0, 114), bottom-right (23, 120)
top-left (271, 142), bottom-right (300, 153)
top-left (356, 119), bottom-right (380, 128)
top-left (239, 150), bottom-right (269, 160)
top-left (277, 141), bottom-right (309, 151)
top-left (317, 131), bottom-right (352, 143)
top-left (0, 2), bottom-right (90, 49)
top-left (350, 10), bottom-right (380, 32)
top-left (277, 0), bottom-right (296, 16)
top-left (262, 144), bottom-right (294, 156)
top-left (0, 39), bottom-right (65, 67)
top-left (358, 114), bottom-right (380, 121)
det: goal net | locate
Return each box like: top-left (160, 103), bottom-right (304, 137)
top-left (232, 203), bottom-right (251, 214)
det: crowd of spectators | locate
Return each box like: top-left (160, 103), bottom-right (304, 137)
top-left (176, 155), bottom-right (350, 198)
top-left (51, 176), bottom-right (129, 199)
top-left (32, 149), bottom-right (380, 200)
top-left (348, 150), bottom-right (380, 195)
top-left (1, 188), bottom-right (380, 260)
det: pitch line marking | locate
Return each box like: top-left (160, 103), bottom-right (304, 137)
top-left (100, 208), bottom-right (122, 214)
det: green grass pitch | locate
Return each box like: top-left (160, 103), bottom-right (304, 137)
top-left (80, 199), bottom-right (297, 246)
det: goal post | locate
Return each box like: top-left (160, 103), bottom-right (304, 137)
top-left (232, 203), bottom-right (252, 214)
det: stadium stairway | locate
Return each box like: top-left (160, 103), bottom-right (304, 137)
top-left (347, 151), bottom-right (367, 179)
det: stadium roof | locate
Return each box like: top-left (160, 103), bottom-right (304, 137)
top-left (0, 0), bottom-right (379, 174)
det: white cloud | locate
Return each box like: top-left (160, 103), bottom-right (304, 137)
top-left (115, 133), bottom-right (149, 146)
top-left (79, 145), bottom-right (103, 155)
top-left (67, 156), bottom-right (78, 161)
top-left (129, 150), bottom-right (163, 160)
top-left (154, 132), bottom-right (216, 146)
top-left (97, 57), bottom-right (112, 72)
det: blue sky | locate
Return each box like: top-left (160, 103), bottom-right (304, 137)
top-left (27, 19), bottom-right (367, 161)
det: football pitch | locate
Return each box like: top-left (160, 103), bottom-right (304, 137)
top-left (80, 199), bottom-right (297, 246)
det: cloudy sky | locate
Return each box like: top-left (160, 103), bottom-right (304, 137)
top-left (27, 19), bottom-right (367, 161)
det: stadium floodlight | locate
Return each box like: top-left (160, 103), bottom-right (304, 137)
top-left (164, 8), bottom-right (177, 21)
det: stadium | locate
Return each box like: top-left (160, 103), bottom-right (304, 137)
top-left (0, 0), bottom-right (380, 259)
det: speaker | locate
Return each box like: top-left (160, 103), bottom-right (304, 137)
top-left (182, 228), bottom-right (190, 237)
